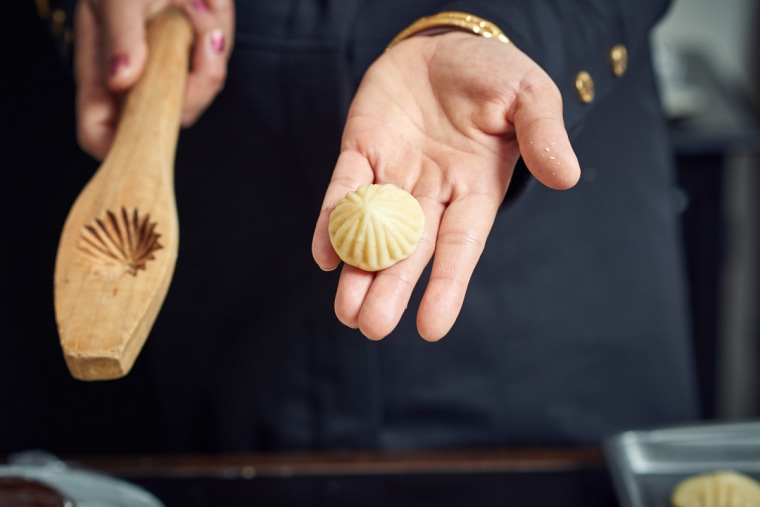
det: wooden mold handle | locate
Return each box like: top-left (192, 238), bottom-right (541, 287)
top-left (108, 9), bottom-right (194, 175)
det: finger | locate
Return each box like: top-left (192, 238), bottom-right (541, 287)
top-left (312, 150), bottom-right (375, 271)
top-left (333, 265), bottom-right (374, 330)
top-left (514, 77), bottom-right (581, 190)
top-left (416, 190), bottom-right (504, 342)
top-left (74, 1), bottom-right (118, 160)
top-left (178, 0), bottom-right (235, 125)
top-left (347, 195), bottom-right (441, 340)
top-left (100, 0), bottom-right (168, 91)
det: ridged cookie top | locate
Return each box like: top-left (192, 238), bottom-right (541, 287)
top-left (672, 470), bottom-right (760, 507)
top-left (329, 184), bottom-right (424, 272)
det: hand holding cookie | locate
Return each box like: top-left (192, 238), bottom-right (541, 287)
top-left (312, 31), bottom-right (580, 341)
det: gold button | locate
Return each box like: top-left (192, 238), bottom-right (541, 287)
top-left (610, 44), bottom-right (628, 77)
top-left (575, 71), bottom-right (595, 103)
top-left (51, 8), bottom-right (66, 36)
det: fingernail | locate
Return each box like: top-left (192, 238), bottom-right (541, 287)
top-left (210, 29), bottom-right (225, 53)
top-left (190, 0), bottom-right (208, 11)
top-left (109, 54), bottom-right (129, 77)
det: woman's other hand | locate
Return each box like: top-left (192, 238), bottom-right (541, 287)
top-left (74, 0), bottom-right (234, 160)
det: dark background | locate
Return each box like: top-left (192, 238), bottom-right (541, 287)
top-left (1, 2), bottom-right (167, 455)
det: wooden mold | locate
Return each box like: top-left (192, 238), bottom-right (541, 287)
top-left (54, 10), bottom-right (193, 380)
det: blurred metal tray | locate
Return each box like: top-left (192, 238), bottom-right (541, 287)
top-left (1, 451), bottom-right (164, 507)
top-left (603, 420), bottom-right (760, 507)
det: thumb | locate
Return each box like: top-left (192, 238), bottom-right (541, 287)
top-left (514, 77), bottom-right (581, 190)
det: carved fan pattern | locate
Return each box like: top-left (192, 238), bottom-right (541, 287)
top-left (77, 207), bottom-right (163, 276)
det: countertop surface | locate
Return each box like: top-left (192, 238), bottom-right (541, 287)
top-left (3, 447), bottom-right (618, 507)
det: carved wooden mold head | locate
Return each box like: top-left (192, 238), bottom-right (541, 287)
top-left (77, 207), bottom-right (162, 276)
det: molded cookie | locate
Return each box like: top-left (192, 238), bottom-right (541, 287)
top-left (329, 184), bottom-right (424, 272)
top-left (671, 470), bottom-right (760, 507)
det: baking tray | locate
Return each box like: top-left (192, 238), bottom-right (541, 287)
top-left (603, 420), bottom-right (760, 507)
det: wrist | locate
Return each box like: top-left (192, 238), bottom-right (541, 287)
top-left (386, 11), bottom-right (511, 51)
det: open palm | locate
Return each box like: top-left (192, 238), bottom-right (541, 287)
top-left (313, 31), bottom-right (580, 341)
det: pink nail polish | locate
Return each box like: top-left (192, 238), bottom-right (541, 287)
top-left (109, 54), bottom-right (129, 76)
top-left (210, 30), bottom-right (225, 53)
top-left (190, 0), bottom-right (208, 11)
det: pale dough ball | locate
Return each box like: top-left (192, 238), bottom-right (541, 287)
top-left (329, 184), bottom-right (424, 272)
top-left (671, 470), bottom-right (760, 507)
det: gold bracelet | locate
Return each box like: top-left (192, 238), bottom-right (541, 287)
top-left (386, 11), bottom-right (511, 50)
